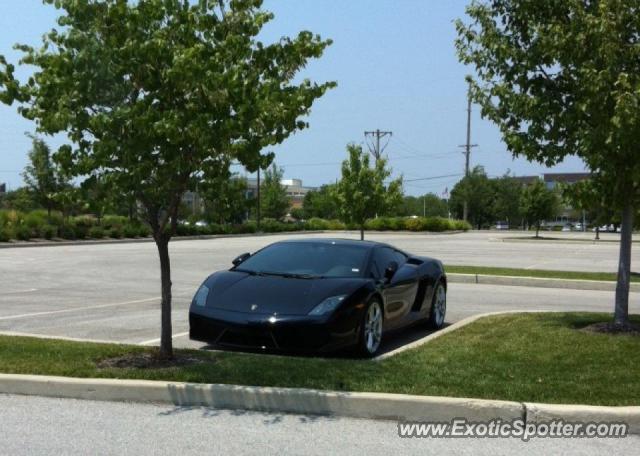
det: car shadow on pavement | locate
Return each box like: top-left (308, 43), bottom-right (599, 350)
top-left (158, 404), bottom-right (340, 424)
top-left (196, 322), bottom-right (450, 359)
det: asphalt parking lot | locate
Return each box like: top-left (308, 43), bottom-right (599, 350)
top-left (2, 394), bottom-right (638, 456)
top-left (1, 231), bottom-right (637, 353)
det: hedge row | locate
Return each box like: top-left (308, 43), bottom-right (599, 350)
top-left (0, 211), bottom-right (470, 242)
top-left (0, 210), bottom-right (150, 242)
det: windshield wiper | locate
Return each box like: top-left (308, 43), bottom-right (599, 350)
top-left (235, 269), bottom-right (323, 279)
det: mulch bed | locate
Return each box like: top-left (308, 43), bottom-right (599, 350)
top-left (97, 352), bottom-right (206, 369)
top-left (581, 321), bottom-right (640, 336)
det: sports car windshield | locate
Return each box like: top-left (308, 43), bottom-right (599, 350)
top-left (234, 242), bottom-right (369, 278)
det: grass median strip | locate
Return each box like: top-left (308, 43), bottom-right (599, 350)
top-left (0, 312), bottom-right (639, 406)
top-left (446, 265), bottom-right (640, 283)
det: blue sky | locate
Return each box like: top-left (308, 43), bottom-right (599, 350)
top-left (0, 0), bottom-right (586, 196)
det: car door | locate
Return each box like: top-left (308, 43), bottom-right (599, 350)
top-left (372, 247), bottom-right (419, 329)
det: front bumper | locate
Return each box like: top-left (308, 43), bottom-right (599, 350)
top-left (189, 307), bottom-right (359, 353)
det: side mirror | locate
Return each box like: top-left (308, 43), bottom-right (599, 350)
top-left (232, 252), bottom-right (251, 266)
top-left (384, 261), bottom-right (399, 282)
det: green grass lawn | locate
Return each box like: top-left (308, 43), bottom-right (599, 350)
top-left (1, 313), bottom-right (639, 406)
top-left (445, 265), bottom-right (640, 283)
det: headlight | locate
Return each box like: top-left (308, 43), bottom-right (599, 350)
top-left (193, 284), bottom-right (209, 307)
top-left (308, 295), bottom-right (346, 316)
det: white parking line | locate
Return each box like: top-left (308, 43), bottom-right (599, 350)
top-left (3, 288), bottom-right (38, 294)
top-left (138, 331), bottom-right (190, 346)
top-left (0, 297), bottom-right (160, 321)
top-left (0, 330), bottom-right (127, 345)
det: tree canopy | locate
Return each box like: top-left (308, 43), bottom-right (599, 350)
top-left (334, 144), bottom-right (403, 240)
top-left (260, 164), bottom-right (289, 220)
top-left (520, 179), bottom-right (559, 237)
top-left (22, 136), bottom-right (69, 217)
top-left (456, 0), bottom-right (640, 325)
top-left (0, 0), bottom-right (334, 356)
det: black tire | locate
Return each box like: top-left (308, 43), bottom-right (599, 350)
top-left (356, 298), bottom-right (383, 358)
top-left (427, 281), bottom-right (446, 329)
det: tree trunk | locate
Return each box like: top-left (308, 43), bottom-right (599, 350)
top-left (155, 235), bottom-right (174, 358)
top-left (614, 203), bottom-right (634, 326)
top-left (595, 226), bottom-right (600, 241)
top-left (360, 226), bottom-right (364, 241)
top-left (535, 223), bottom-right (540, 238)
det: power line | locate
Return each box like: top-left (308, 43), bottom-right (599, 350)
top-left (364, 129), bottom-right (392, 163)
top-left (403, 173), bottom-right (463, 183)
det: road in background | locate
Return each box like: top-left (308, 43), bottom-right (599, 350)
top-left (0, 394), bottom-right (637, 456)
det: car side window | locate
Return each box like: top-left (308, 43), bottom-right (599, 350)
top-left (393, 250), bottom-right (408, 266)
top-left (372, 247), bottom-right (398, 279)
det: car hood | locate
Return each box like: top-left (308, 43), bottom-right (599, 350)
top-left (202, 270), bottom-right (367, 316)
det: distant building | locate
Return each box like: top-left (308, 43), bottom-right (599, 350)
top-left (543, 172), bottom-right (591, 190)
top-left (511, 175), bottom-right (539, 186)
top-left (246, 177), bottom-right (315, 209)
top-left (0, 183), bottom-right (6, 194)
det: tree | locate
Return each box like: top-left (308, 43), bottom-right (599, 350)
top-left (260, 164), bottom-right (289, 220)
top-left (303, 184), bottom-right (339, 219)
top-left (0, 187), bottom-right (37, 212)
top-left (456, 0), bottom-right (640, 326)
top-left (449, 166), bottom-right (493, 228)
top-left (491, 174), bottom-right (524, 228)
top-left (520, 180), bottom-right (559, 237)
top-left (201, 174), bottom-right (250, 225)
top-left (398, 194), bottom-right (448, 218)
top-left (22, 136), bottom-right (68, 217)
top-left (0, 0), bottom-right (334, 358)
top-left (334, 144), bottom-right (403, 240)
top-left (563, 180), bottom-right (617, 240)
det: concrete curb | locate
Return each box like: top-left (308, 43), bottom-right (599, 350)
top-left (447, 272), bottom-right (640, 293)
top-left (0, 373), bottom-right (638, 433)
top-left (525, 402), bottom-right (640, 434)
top-left (0, 373), bottom-right (523, 422)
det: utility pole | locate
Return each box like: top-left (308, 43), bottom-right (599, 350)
top-left (364, 129), bottom-right (392, 163)
top-left (458, 80), bottom-right (477, 222)
top-left (256, 167), bottom-right (261, 232)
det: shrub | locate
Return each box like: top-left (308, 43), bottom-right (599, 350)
top-left (0, 226), bottom-right (14, 242)
top-left (102, 215), bottom-right (127, 230)
top-left (73, 215), bottom-right (95, 239)
top-left (46, 211), bottom-right (64, 228)
top-left (304, 218), bottom-right (330, 231)
top-left (123, 224), bottom-right (140, 238)
top-left (39, 224), bottom-right (57, 240)
top-left (15, 225), bottom-right (32, 241)
top-left (404, 217), bottom-right (423, 232)
top-left (24, 212), bottom-right (47, 232)
top-left (176, 222), bottom-right (201, 236)
top-left (364, 218), bottom-right (387, 231)
top-left (88, 226), bottom-right (105, 239)
top-left (452, 220), bottom-right (471, 231)
top-left (234, 221), bottom-right (257, 234)
top-left (327, 219), bottom-right (346, 230)
top-left (421, 217), bottom-right (450, 232)
top-left (106, 225), bottom-right (123, 238)
top-left (59, 225), bottom-right (76, 240)
top-left (138, 224), bottom-right (151, 237)
top-left (260, 218), bottom-right (286, 233)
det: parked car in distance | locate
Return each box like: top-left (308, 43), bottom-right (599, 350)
top-left (495, 221), bottom-right (509, 230)
top-left (189, 239), bottom-right (447, 357)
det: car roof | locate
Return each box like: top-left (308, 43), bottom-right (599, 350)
top-left (273, 238), bottom-right (388, 250)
